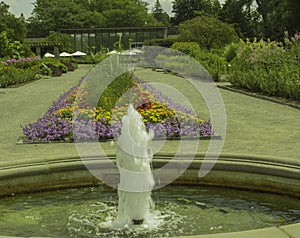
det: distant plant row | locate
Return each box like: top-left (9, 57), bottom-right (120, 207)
top-left (0, 56), bottom-right (78, 88)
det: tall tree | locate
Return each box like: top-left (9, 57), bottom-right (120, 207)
top-left (0, 1), bottom-right (27, 42)
top-left (255, 0), bottom-right (289, 40)
top-left (286, 0), bottom-right (300, 34)
top-left (152, 0), bottom-right (170, 26)
top-left (219, 0), bottom-right (259, 39)
top-left (27, 0), bottom-right (107, 37)
top-left (102, 0), bottom-right (156, 27)
top-left (172, 0), bottom-right (215, 26)
top-left (27, 0), bottom-right (157, 37)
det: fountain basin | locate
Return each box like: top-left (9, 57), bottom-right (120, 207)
top-left (0, 153), bottom-right (300, 237)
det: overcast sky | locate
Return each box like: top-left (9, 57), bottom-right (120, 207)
top-left (4, 0), bottom-right (225, 18)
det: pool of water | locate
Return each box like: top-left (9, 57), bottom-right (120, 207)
top-left (0, 185), bottom-right (300, 237)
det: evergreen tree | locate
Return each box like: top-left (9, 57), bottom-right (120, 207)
top-left (152, 0), bottom-right (170, 26)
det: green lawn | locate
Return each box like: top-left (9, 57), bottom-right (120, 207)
top-left (0, 66), bottom-right (299, 167)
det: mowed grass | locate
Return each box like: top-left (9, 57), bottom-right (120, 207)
top-left (0, 65), bottom-right (298, 166)
top-left (135, 69), bottom-right (300, 159)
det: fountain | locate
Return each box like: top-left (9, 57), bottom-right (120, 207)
top-left (115, 103), bottom-right (155, 227)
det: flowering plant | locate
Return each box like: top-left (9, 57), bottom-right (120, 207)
top-left (22, 76), bottom-right (214, 142)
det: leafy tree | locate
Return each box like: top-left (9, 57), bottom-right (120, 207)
top-left (0, 1), bottom-right (27, 42)
top-left (255, 0), bottom-right (290, 40)
top-left (27, 0), bottom-right (158, 37)
top-left (102, 0), bottom-right (157, 27)
top-left (178, 16), bottom-right (239, 49)
top-left (172, 0), bottom-right (219, 25)
top-left (44, 32), bottom-right (73, 52)
top-left (286, 0), bottom-right (300, 35)
top-left (27, 0), bottom-right (106, 37)
top-left (0, 31), bottom-right (30, 58)
top-left (219, 0), bottom-right (260, 39)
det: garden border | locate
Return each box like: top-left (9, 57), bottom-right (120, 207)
top-left (217, 84), bottom-right (300, 110)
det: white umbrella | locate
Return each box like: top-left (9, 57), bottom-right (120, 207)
top-left (72, 51), bottom-right (87, 56)
top-left (120, 50), bottom-right (137, 56)
top-left (59, 52), bottom-right (72, 57)
top-left (106, 50), bottom-right (118, 55)
top-left (131, 49), bottom-right (143, 54)
top-left (44, 52), bottom-right (55, 58)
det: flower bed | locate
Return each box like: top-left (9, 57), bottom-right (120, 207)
top-left (22, 76), bottom-right (214, 142)
top-left (0, 57), bottom-right (41, 88)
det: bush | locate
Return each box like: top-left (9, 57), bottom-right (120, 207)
top-left (147, 38), bottom-right (178, 48)
top-left (196, 51), bottom-right (229, 82)
top-left (170, 42), bottom-right (201, 58)
top-left (228, 38), bottom-right (300, 100)
top-left (0, 65), bottom-right (40, 88)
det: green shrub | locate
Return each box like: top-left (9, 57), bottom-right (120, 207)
top-left (0, 65), bottom-right (40, 88)
top-left (196, 51), bottom-right (229, 82)
top-left (223, 41), bottom-right (242, 62)
top-left (97, 72), bottom-right (136, 111)
top-left (170, 42), bottom-right (201, 58)
top-left (228, 38), bottom-right (300, 100)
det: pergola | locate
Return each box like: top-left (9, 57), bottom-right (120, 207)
top-left (28, 43), bottom-right (61, 58)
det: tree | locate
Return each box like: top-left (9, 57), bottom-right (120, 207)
top-left (286, 0), bottom-right (300, 34)
top-left (27, 0), bottom-right (106, 37)
top-left (178, 16), bottom-right (239, 49)
top-left (172, 0), bottom-right (218, 25)
top-left (219, 0), bottom-right (260, 39)
top-left (0, 1), bottom-right (27, 42)
top-left (102, 0), bottom-right (156, 27)
top-left (27, 0), bottom-right (158, 37)
top-left (152, 0), bottom-right (170, 26)
top-left (44, 32), bottom-right (73, 52)
top-left (255, 0), bottom-right (290, 40)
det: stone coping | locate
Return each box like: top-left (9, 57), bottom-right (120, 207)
top-left (0, 153), bottom-right (299, 237)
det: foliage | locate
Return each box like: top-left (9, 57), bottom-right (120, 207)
top-left (178, 16), bottom-right (239, 50)
top-left (219, 0), bottom-right (260, 39)
top-left (223, 41), bottom-right (243, 62)
top-left (170, 42), bottom-right (201, 58)
top-left (196, 50), bottom-right (229, 82)
top-left (0, 56), bottom-right (46, 87)
top-left (147, 38), bottom-right (177, 48)
top-left (170, 42), bottom-right (229, 81)
top-left (172, 0), bottom-right (221, 25)
top-left (97, 73), bottom-right (136, 111)
top-left (0, 31), bottom-right (31, 58)
top-left (152, 0), bottom-right (170, 26)
top-left (219, 0), bottom-right (300, 41)
top-left (0, 2), bottom-right (27, 42)
top-left (27, 0), bottom-right (158, 37)
top-left (228, 38), bottom-right (300, 100)
top-left (44, 32), bottom-right (73, 53)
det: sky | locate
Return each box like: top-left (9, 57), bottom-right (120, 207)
top-left (3, 0), bottom-right (225, 18)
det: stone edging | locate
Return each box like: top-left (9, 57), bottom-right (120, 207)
top-left (217, 85), bottom-right (300, 110)
top-left (0, 153), bottom-right (299, 238)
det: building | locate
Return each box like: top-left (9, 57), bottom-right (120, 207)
top-left (59, 27), bottom-right (168, 53)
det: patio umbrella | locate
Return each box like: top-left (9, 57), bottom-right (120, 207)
top-left (44, 52), bottom-right (55, 58)
top-left (106, 50), bottom-right (118, 55)
top-left (59, 52), bottom-right (72, 57)
top-left (72, 51), bottom-right (87, 56)
top-left (120, 50), bottom-right (137, 56)
top-left (131, 49), bottom-right (143, 54)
